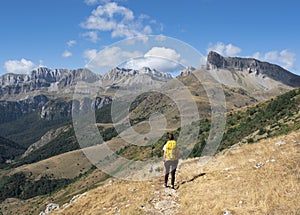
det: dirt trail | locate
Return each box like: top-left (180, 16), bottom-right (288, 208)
top-left (141, 185), bottom-right (180, 215)
top-left (140, 158), bottom-right (208, 215)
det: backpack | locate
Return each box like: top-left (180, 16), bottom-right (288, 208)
top-left (165, 140), bottom-right (179, 160)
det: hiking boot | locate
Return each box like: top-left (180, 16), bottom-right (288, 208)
top-left (171, 185), bottom-right (175, 189)
top-left (163, 183), bottom-right (168, 188)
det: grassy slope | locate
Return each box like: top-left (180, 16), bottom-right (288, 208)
top-left (178, 131), bottom-right (300, 214)
top-left (47, 130), bottom-right (299, 215)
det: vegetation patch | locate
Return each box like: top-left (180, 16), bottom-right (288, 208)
top-left (0, 172), bottom-right (72, 202)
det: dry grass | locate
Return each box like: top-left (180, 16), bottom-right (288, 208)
top-left (178, 131), bottom-right (300, 215)
top-left (52, 179), bottom-right (159, 215)
top-left (7, 149), bottom-right (93, 179)
top-left (2, 135), bottom-right (130, 180)
top-left (46, 131), bottom-right (300, 215)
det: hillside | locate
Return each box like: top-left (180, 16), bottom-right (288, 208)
top-left (0, 136), bottom-right (24, 168)
top-left (116, 87), bottom-right (300, 160)
top-left (1, 130), bottom-right (298, 214)
top-left (38, 130), bottom-right (299, 215)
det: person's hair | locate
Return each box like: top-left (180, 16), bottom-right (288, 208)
top-left (168, 133), bottom-right (174, 140)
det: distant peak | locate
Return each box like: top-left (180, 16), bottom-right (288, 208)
top-left (206, 51), bottom-right (300, 87)
top-left (206, 51), bottom-right (226, 69)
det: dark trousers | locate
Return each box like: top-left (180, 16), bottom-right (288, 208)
top-left (164, 160), bottom-right (178, 186)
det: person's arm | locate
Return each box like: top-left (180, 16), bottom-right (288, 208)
top-left (163, 143), bottom-right (167, 162)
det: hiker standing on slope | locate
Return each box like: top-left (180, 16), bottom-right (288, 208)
top-left (163, 133), bottom-right (179, 189)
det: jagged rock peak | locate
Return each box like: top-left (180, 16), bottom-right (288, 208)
top-left (206, 51), bottom-right (259, 70)
top-left (103, 67), bottom-right (138, 81)
top-left (0, 67), bottom-right (101, 98)
top-left (206, 51), bottom-right (300, 87)
top-left (103, 67), bottom-right (173, 81)
top-left (0, 67), bottom-right (98, 85)
top-left (0, 73), bottom-right (29, 86)
top-left (0, 67), bottom-right (66, 86)
top-left (179, 66), bottom-right (196, 77)
top-left (139, 66), bottom-right (173, 79)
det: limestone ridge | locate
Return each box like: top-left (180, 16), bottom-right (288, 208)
top-left (206, 51), bottom-right (300, 87)
top-left (0, 67), bottom-right (100, 98)
top-left (0, 66), bottom-right (170, 122)
top-left (0, 94), bottom-right (112, 123)
top-left (0, 66), bottom-right (173, 97)
top-left (0, 67), bottom-right (100, 86)
top-left (105, 67), bottom-right (172, 81)
top-left (102, 67), bottom-right (172, 89)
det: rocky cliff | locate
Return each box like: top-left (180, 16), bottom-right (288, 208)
top-left (0, 67), bottom-right (100, 98)
top-left (206, 51), bottom-right (300, 87)
top-left (0, 66), bottom-right (172, 124)
top-left (102, 67), bottom-right (172, 89)
top-left (0, 95), bottom-right (49, 123)
top-left (0, 94), bottom-right (112, 123)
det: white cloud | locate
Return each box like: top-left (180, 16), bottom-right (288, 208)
top-left (145, 47), bottom-right (181, 62)
top-left (84, 0), bottom-right (99, 5)
top-left (62, 50), bottom-right (72, 58)
top-left (99, 2), bottom-right (133, 20)
top-left (67, 40), bottom-right (76, 47)
top-left (83, 31), bottom-right (99, 43)
top-left (83, 49), bottom-right (98, 61)
top-left (85, 46), bottom-right (142, 73)
top-left (122, 47), bottom-right (183, 73)
top-left (253, 50), bottom-right (296, 70)
top-left (139, 14), bottom-right (150, 20)
top-left (264, 51), bottom-right (278, 62)
top-left (224, 44), bottom-right (242, 56)
top-left (154, 35), bottom-right (167, 42)
top-left (252, 52), bottom-right (261, 60)
top-left (207, 42), bottom-right (242, 57)
top-left (84, 0), bottom-right (125, 6)
top-left (143, 25), bottom-right (152, 35)
top-left (4, 59), bottom-right (37, 74)
top-left (81, 2), bottom-right (156, 39)
top-left (123, 57), bottom-right (182, 74)
top-left (279, 50), bottom-right (296, 69)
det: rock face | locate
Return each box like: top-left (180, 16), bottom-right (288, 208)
top-left (0, 95), bottom-right (49, 123)
top-left (179, 66), bottom-right (196, 77)
top-left (0, 67), bottom-right (100, 98)
top-left (0, 66), bottom-right (173, 97)
top-left (40, 95), bottom-right (112, 120)
top-left (206, 51), bottom-right (300, 87)
top-left (0, 94), bottom-right (112, 122)
top-left (0, 66), bottom-right (172, 123)
top-left (102, 67), bottom-right (172, 89)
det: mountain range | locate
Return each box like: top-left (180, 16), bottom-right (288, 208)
top-left (0, 51), bottom-right (299, 158)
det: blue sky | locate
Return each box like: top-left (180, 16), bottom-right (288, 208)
top-left (1, 0), bottom-right (299, 75)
